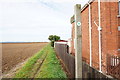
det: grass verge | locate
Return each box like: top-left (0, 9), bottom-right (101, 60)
top-left (14, 45), bottom-right (48, 78)
top-left (35, 44), bottom-right (67, 78)
top-left (14, 44), bottom-right (67, 78)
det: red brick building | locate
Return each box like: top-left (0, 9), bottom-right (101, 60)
top-left (70, 0), bottom-right (120, 73)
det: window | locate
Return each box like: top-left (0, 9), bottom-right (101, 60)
top-left (119, 1), bottom-right (120, 15)
top-left (118, 26), bottom-right (120, 31)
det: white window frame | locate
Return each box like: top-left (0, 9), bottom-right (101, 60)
top-left (118, 26), bottom-right (120, 31)
top-left (117, 0), bottom-right (120, 17)
top-left (118, 0), bottom-right (120, 15)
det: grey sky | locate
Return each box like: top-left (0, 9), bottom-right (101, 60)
top-left (0, 0), bottom-right (88, 42)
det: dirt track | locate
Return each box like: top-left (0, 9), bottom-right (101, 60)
top-left (2, 42), bottom-right (48, 73)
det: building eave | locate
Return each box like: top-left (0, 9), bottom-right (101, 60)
top-left (81, 0), bottom-right (95, 12)
top-left (70, 0), bottom-right (94, 23)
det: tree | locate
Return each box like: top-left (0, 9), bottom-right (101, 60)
top-left (48, 35), bottom-right (60, 41)
top-left (48, 35), bottom-right (60, 47)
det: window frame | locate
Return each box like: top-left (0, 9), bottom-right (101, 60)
top-left (118, 1), bottom-right (120, 17)
top-left (118, 26), bottom-right (120, 31)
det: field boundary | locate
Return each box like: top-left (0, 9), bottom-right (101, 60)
top-left (2, 42), bottom-right (48, 73)
top-left (13, 44), bottom-right (67, 78)
top-left (1, 58), bottom-right (29, 78)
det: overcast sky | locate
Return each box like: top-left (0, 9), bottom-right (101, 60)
top-left (0, 0), bottom-right (88, 42)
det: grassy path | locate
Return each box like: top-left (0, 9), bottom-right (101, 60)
top-left (14, 44), bottom-right (67, 78)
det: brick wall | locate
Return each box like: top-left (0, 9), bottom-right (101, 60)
top-left (82, 1), bottom-right (119, 72)
top-left (71, 22), bottom-right (75, 56)
top-left (101, 2), bottom-right (119, 72)
top-left (81, 7), bottom-right (90, 65)
top-left (71, 0), bottom-right (120, 72)
top-left (118, 17), bottom-right (120, 54)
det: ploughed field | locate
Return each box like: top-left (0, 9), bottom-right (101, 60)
top-left (2, 42), bottom-right (48, 73)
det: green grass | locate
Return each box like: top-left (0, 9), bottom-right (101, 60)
top-left (14, 45), bottom-right (48, 78)
top-left (14, 44), bottom-right (67, 79)
top-left (35, 44), bottom-right (67, 78)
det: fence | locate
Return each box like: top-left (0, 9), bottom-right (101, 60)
top-left (54, 43), bottom-right (75, 78)
top-left (82, 61), bottom-right (115, 80)
top-left (107, 54), bottom-right (120, 79)
top-left (54, 43), bottom-right (116, 79)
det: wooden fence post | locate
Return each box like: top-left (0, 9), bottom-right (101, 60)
top-left (74, 4), bottom-right (82, 78)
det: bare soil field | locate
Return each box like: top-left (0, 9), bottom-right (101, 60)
top-left (2, 42), bottom-right (48, 73)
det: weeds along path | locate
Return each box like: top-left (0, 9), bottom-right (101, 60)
top-left (14, 45), bottom-right (49, 78)
top-left (32, 51), bottom-right (48, 78)
top-left (14, 44), bottom-right (67, 78)
top-left (34, 45), bottom-right (67, 78)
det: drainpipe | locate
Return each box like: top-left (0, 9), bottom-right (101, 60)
top-left (98, 0), bottom-right (102, 72)
top-left (88, 3), bottom-right (92, 67)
